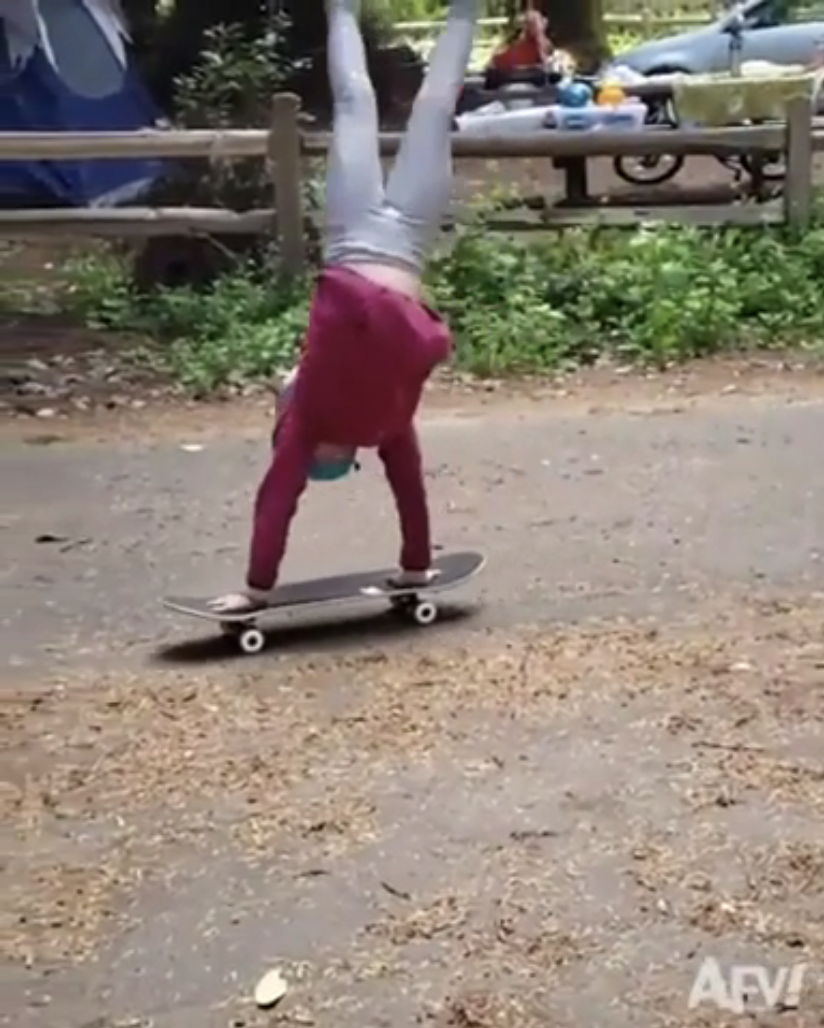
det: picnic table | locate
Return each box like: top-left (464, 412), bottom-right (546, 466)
top-left (558, 80), bottom-right (676, 205)
top-left (459, 73), bottom-right (677, 205)
top-left (459, 71), bottom-right (822, 206)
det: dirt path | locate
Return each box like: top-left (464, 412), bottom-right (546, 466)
top-left (2, 374), bottom-right (824, 1027)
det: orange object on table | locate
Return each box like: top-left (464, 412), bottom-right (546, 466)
top-left (597, 83), bottom-right (626, 105)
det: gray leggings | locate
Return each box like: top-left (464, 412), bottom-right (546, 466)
top-left (324, 0), bottom-right (478, 273)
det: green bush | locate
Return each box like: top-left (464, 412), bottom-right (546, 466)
top-left (61, 250), bottom-right (311, 395)
top-left (156, 17), bottom-right (303, 215)
top-left (55, 209), bottom-right (824, 395)
top-left (366, 0), bottom-right (448, 20)
top-left (427, 216), bottom-right (824, 372)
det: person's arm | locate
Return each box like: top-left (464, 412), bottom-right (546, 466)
top-left (245, 412), bottom-right (314, 593)
top-left (378, 423), bottom-right (431, 573)
top-left (536, 27), bottom-right (551, 65)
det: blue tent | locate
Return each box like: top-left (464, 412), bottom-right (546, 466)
top-left (0, 0), bottom-right (167, 208)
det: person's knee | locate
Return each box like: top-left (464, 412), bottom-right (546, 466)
top-left (334, 70), bottom-right (375, 114)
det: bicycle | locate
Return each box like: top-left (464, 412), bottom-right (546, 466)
top-left (612, 92), bottom-right (786, 189)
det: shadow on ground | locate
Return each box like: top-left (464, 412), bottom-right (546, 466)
top-left (151, 602), bottom-right (477, 665)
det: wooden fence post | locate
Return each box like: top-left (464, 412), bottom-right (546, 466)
top-left (641, 6), bottom-right (653, 39)
top-left (783, 94), bottom-right (813, 233)
top-left (269, 92), bottom-right (305, 275)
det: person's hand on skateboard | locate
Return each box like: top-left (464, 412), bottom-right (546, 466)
top-left (206, 589), bottom-right (268, 614)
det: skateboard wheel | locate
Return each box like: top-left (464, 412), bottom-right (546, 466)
top-left (239, 627), bottom-right (265, 654)
top-left (413, 601), bottom-right (438, 626)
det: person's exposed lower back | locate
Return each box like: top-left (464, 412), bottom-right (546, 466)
top-left (294, 267), bottom-right (451, 447)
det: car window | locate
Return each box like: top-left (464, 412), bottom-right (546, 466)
top-left (741, 0), bottom-right (824, 27)
top-left (741, 0), bottom-right (784, 29)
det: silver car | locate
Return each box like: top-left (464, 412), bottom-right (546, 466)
top-left (607, 0), bottom-right (824, 77)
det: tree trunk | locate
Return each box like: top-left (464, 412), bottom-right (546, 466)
top-left (541, 0), bottom-right (610, 74)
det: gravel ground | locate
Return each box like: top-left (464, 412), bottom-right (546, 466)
top-left (2, 371), bottom-right (824, 1027)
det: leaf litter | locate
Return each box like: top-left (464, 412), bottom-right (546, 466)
top-left (1, 590), bottom-right (823, 1025)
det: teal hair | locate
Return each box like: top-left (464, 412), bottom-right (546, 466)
top-left (309, 455), bottom-right (356, 482)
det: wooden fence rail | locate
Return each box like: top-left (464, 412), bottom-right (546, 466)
top-left (0, 93), bottom-right (820, 275)
top-left (0, 121), bottom-right (798, 161)
top-left (395, 12), bottom-right (709, 37)
top-left (603, 0), bottom-right (714, 12)
top-left (396, 6), bottom-right (822, 56)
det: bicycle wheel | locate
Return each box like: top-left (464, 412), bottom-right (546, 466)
top-left (613, 152), bottom-right (685, 186)
top-left (739, 150), bottom-right (786, 183)
top-left (612, 89), bottom-right (684, 187)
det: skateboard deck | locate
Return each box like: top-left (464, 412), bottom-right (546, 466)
top-left (163, 550), bottom-right (485, 654)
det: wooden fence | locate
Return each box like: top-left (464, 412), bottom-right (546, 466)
top-left (395, 0), bottom-right (720, 45)
top-left (0, 93), bottom-right (820, 277)
top-left (604, 0), bottom-right (715, 13)
top-left (397, 3), bottom-right (819, 47)
top-left (396, 11), bottom-right (710, 41)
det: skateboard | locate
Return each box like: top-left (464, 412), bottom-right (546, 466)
top-left (162, 550), bottom-right (485, 655)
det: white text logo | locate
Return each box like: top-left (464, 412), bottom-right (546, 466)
top-left (688, 957), bottom-right (808, 1014)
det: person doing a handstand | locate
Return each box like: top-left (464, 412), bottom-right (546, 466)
top-left (209, 0), bottom-right (479, 613)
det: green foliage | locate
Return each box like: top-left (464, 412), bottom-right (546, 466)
top-left (140, 13), bottom-right (322, 286)
top-left (426, 215), bottom-right (824, 372)
top-left (163, 17), bottom-right (304, 213)
top-left (365, 0), bottom-right (449, 20)
top-left (55, 210), bottom-right (824, 394)
top-left (173, 18), bottom-right (300, 129)
top-left (62, 252), bottom-right (311, 395)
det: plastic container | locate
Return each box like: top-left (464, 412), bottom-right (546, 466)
top-left (455, 105), bottom-right (556, 137)
top-left (543, 101), bottom-right (646, 131)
